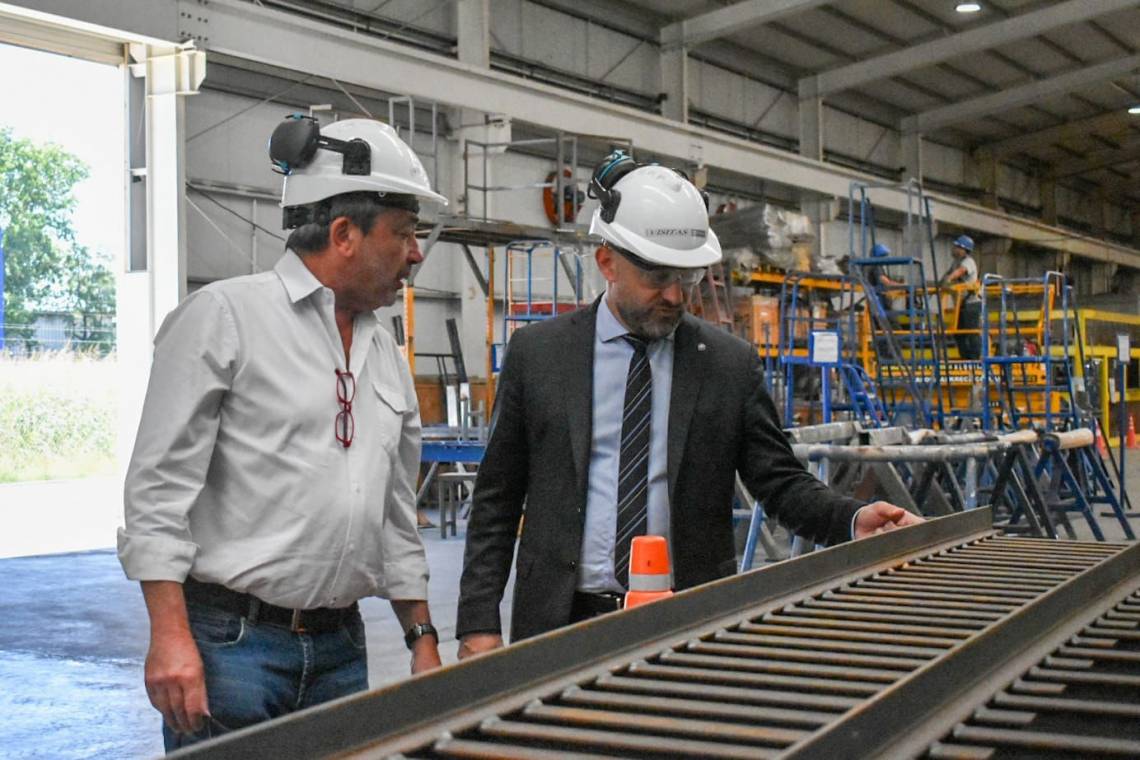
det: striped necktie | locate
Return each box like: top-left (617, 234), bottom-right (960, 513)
top-left (614, 334), bottom-right (652, 587)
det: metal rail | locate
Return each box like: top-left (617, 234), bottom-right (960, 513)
top-left (175, 509), bottom-right (1139, 759)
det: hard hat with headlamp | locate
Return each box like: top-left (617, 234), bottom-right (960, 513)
top-left (587, 151), bottom-right (721, 270)
top-left (268, 115), bottom-right (447, 229)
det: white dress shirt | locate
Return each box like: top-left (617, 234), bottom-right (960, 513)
top-left (118, 252), bottom-right (428, 610)
top-left (578, 293), bottom-right (674, 593)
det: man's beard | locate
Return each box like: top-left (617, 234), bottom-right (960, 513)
top-left (615, 298), bottom-right (685, 340)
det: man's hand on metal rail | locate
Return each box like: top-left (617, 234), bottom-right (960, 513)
top-left (854, 501), bottom-right (925, 539)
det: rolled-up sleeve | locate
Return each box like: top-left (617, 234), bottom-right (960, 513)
top-left (117, 290), bottom-right (237, 581)
top-left (376, 346), bottom-right (429, 600)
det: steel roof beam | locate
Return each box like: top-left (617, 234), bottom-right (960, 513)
top-left (32, 0), bottom-right (1140, 267)
top-left (660, 0), bottom-right (830, 50)
top-left (981, 110), bottom-right (1137, 158)
top-left (1047, 137), bottom-right (1140, 180)
top-left (803, 0), bottom-right (1139, 99)
top-left (901, 53), bottom-right (1140, 135)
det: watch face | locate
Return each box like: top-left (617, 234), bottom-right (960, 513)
top-left (405, 622), bottom-right (438, 649)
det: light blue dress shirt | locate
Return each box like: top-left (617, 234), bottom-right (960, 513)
top-left (578, 293), bottom-right (674, 593)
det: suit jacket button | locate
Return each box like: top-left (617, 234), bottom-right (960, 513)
top-left (568, 560), bottom-right (577, 570)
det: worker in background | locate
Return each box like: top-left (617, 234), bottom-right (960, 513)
top-left (864, 242), bottom-right (907, 316)
top-left (942, 235), bottom-right (982, 359)
top-left (456, 152), bottom-right (923, 654)
top-left (866, 242), bottom-right (906, 292)
top-left (118, 116), bottom-right (445, 751)
top-left (942, 235), bottom-right (979, 286)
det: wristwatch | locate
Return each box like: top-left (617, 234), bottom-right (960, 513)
top-left (404, 621), bottom-right (438, 650)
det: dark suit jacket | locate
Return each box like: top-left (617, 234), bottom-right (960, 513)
top-left (457, 298), bottom-right (863, 642)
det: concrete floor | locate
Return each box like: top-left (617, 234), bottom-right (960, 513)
top-left (1, 453), bottom-right (1137, 759)
top-left (0, 507), bottom-right (511, 760)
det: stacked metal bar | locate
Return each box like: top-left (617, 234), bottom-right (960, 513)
top-left (176, 510), bottom-right (1140, 760)
top-left (930, 585), bottom-right (1140, 759)
top-left (421, 536), bottom-right (1119, 760)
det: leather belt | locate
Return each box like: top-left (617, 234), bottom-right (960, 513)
top-left (571, 590), bottom-right (625, 621)
top-left (183, 576), bottom-right (357, 634)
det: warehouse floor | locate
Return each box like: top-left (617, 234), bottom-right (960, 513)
top-left (2, 457), bottom-right (1138, 760)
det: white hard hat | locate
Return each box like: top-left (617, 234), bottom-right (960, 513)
top-left (273, 117), bottom-right (447, 210)
top-left (589, 162), bottom-right (721, 268)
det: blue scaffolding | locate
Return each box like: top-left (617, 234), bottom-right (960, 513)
top-left (777, 271), bottom-right (861, 426)
top-left (845, 181), bottom-right (949, 429)
top-left (496, 239), bottom-right (585, 371)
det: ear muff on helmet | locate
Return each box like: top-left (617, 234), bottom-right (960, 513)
top-left (588, 151), bottom-right (710, 225)
top-left (269, 114), bottom-right (372, 177)
top-left (588, 151), bottom-right (640, 223)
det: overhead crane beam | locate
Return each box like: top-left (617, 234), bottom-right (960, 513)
top-left (803, 0), bottom-right (1139, 99)
top-left (659, 0), bottom-right (831, 50)
top-left (980, 110), bottom-right (1137, 158)
top-left (1047, 136), bottom-right (1140, 180)
top-left (902, 53), bottom-right (1140, 135)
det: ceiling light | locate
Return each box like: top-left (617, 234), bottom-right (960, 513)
top-left (1130, 105), bottom-right (1140, 115)
top-left (956, 2), bottom-right (982, 12)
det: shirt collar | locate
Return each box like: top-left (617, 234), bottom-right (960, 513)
top-left (275, 250), bottom-right (327, 304)
top-left (597, 291), bottom-right (677, 344)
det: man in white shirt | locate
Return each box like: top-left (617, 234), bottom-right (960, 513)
top-left (943, 235), bottom-right (979, 286)
top-left (118, 117), bottom-right (446, 750)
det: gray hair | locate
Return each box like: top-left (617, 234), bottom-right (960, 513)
top-left (285, 192), bottom-right (389, 256)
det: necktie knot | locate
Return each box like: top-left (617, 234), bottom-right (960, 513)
top-left (622, 334), bottom-right (649, 356)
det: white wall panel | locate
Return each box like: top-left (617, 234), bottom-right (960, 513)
top-left (519, 2), bottom-right (587, 80)
top-left (744, 82), bottom-right (796, 141)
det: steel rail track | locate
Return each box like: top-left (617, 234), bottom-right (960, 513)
top-left (174, 509), bottom-right (1140, 759)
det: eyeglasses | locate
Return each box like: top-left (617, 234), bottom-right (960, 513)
top-left (335, 369), bottom-right (356, 448)
top-left (613, 245), bottom-right (706, 290)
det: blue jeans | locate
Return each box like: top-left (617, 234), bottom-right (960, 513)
top-left (163, 602), bottom-right (368, 752)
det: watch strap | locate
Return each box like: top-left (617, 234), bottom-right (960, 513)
top-left (404, 621), bottom-right (438, 650)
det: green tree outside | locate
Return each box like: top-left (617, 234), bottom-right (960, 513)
top-left (0, 126), bottom-right (115, 352)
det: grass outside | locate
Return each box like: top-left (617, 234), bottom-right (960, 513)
top-left (0, 353), bottom-right (118, 483)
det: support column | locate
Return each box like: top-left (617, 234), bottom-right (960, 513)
top-left (1041, 177), bottom-right (1058, 226)
top-left (660, 47), bottom-right (688, 123)
top-left (901, 132), bottom-right (923, 185)
top-left (456, 0), bottom-right (490, 69)
top-left (129, 42), bottom-right (205, 335)
top-left (797, 79), bottom-right (823, 161)
top-left (118, 43), bottom-right (204, 473)
top-left (1095, 188), bottom-right (1110, 236)
top-left (977, 148), bottom-right (999, 209)
top-left (796, 80), bottom-right (827, 261)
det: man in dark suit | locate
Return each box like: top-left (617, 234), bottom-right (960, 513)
top-left (457, 153), bottom-right (921, 654)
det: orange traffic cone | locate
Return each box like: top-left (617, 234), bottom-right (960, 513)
top-left (624, 535), bottom-right (673, 609)
top-left (1128, 414), bottom-right (1137, 450)
top-left (1095, 421), bottom-right (1108, 455)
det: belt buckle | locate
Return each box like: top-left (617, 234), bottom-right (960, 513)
top-left (290, 609), bottom-right (307, 633)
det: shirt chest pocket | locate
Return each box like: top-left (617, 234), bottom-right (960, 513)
top-left (370, 378), bottom-right (413, 452)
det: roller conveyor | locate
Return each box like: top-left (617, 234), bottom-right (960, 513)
top-left (175, 509), bottom-right (1140, 760)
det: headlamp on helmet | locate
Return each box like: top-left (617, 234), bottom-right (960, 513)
top-left (269, 114), bottom-right (371, 177)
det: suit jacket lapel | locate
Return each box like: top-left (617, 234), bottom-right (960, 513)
top-left (668, 316), bottom-right (704, 502)
top-left (565, 298), bottom-right (600, 501)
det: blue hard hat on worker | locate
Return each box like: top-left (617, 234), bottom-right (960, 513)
top-left (871, 243), bottom-right (891, 258)
top-left (952, 235), bottom-right (975, 253)
top-left (587, 151), bottom-right (721, 269)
